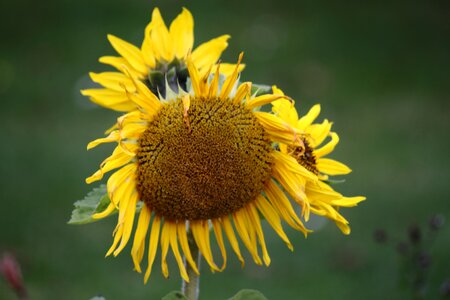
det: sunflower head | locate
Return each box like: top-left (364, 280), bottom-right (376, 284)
top-left (272, 88), bottom-right (366, 234)
top-left (80, 7), bottom-right (364, 285)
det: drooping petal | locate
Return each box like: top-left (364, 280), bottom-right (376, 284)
top-left (190, 220), bottom-right (219, 271)
top-left (167, 222), bottom-right (189, 282)
top-left (254, 195), bottom-right (293, 251)
top-left (314, 132), bottom-right (339, 158)
top-left (160, 222), bottom-right (170, 278)
top-left (232, 209), bottom-right (262, 265)
top-left (144, 216), bottom-right (161, 283)
top-left (212, 220), bottom-right (227, 271)
top-left (221, 217), bottom-right (245, 266)
top-left (131, 205), bottom-right (152, 273)
top-left (246, 204), bottom-right (271, 266)
top-left (177, 222), bottom-right (199, 275)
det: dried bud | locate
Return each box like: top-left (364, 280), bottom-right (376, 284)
top-left (408, 224), bottom-right (421, 245)
top-left (0, 253), bottom-right (27, 298)
top-left (429, 214), bottom-right (445, 231)
top-left (440, 279), bottom-right (450, 298)
top-left (417, 252), bottom-right (431, 269)
top-left (396, 241), bottom-right (409, 255)
top-left (373, 229), bottom-right (388, 244)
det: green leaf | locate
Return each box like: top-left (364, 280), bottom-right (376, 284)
top-left (161, 291), bottom-right (188, 300)
top-left (68, 185), bottom-right (115, 225)
top-left (229, 289), bottom-right (268, 300)
top-left (68, 185), bottom-right (144, 225)
top-left (251, 84), bottom-right (272, 97)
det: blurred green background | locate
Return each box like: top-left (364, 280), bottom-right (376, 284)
top-left (1, 0), bottom-right (449, 299)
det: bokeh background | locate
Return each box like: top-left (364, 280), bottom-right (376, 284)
top-left (1, 0), bottom-right (449, 299)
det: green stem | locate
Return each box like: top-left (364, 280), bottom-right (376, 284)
top-left (181, 230), bottom-right (201, 300)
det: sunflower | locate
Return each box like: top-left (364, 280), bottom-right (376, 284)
top-left (84, 53), bottom-right (330, 283)
top-left (272, 87), bottom-right (366, 234)
top-left (81, 7), bottom-right (243, 112)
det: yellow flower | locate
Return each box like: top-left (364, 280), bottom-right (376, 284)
top-left (81, 7), bottom-right (243, 112)
top-left (272, 87), bottom-right (366, 234)
top-left (85, 54), bottom-right (322, 283)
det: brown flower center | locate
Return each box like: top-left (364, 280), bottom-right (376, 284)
top-left (136, 97), bottom-right (273, 221)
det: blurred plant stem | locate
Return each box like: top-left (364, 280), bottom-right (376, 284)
top-left (181, 229), bottom-right (201, 300)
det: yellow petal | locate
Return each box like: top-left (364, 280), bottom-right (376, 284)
top-left (191, 35), bottom-right (230, 70)
top-left (131, 206), bottom-right (151, 273)
top-left (264, 179), bottom-right (309, 234)
top-left (255, 195), bottom-right (293, 251)
top-left (232, 209), bottom-right (262, 265)
top-left (316, 158), bottom-right (351, 175)
top-left (232, 82), bottom-right (251, 105)
top-left (331, 196), bottom-right (366, 207)
top-left (89, 72), bottom-right (136, 92)
top-left (141, 20), bottom-right (156, 68)
top-left (246, 204), bottom-right (271, 266)
top-left (160, 222), bottom-right (170, 278)
top-left (247, 94), bottom-right (291, 110)
top-left (314, 132), bottom-right (339, 158)
top-left (208, 64), bottom-right (221, 98)
top-left (107, 35), bottom-right (147, 75)
top-left (271, 151), bottom-right (317, 181)
top-left (92, 202), bottom-right (116, 220)
top-left (219, 52), bottom-right (243, 99)
top-left (106, 163), bottom-right (136, 205)
top-left (81, 88), bottom-right (136, 112)
top-left (306, 119), bottom-right (332, 148)
top-left (253, 111), bottom-right (301, 145)
top-left (221, 217), bottom-right (245, 266)
top-left (272, 98), bottom-right (298, 127)
top-left (212, 220), bottom-right (227, 271)
top-left (168, 222), bottom-right (189, 282)
top-left (98, 56), bottom-right (143, 79)
top-left (114, 191), bottom-right (138, 256)
top-left (149, 8), bottom-right (173, 62)
top-left (87, 131), bottom-right (119, 150)
top-left (144, 216), bottom-right (161, 283)
top-left (86, 147), bottom-right (135, 184)
top-left (169, 8), bottom-right (194, 58)
top-left (217, 63), bottom-right (245, 76)
top-left (186, 55), bottom-right (204, 97)
top-left (191, 221), bottom-right (219, 271)
top-left (106, 225), bottom-right (124, 257)
top-left (177, 222), bottom-right (199, 275)
top-left (297, 104), bottom-right (321, 130)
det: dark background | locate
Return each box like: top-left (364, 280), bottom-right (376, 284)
top-left (1, 0), bottom-right (449, 299)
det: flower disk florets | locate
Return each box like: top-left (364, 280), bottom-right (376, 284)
top-left (137, 96), bottom-right (274, 220)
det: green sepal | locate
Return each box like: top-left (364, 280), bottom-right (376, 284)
top-left (251, 84), bottom-right (272, 97)
top-left (161, 291), bottom-right (188, 300)
top-left (229, 289), bottom-right (268, 300)
top-left (323, 178), bottom-right (346, 185)
top-left (68, 185), bottom-right (114, 225)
